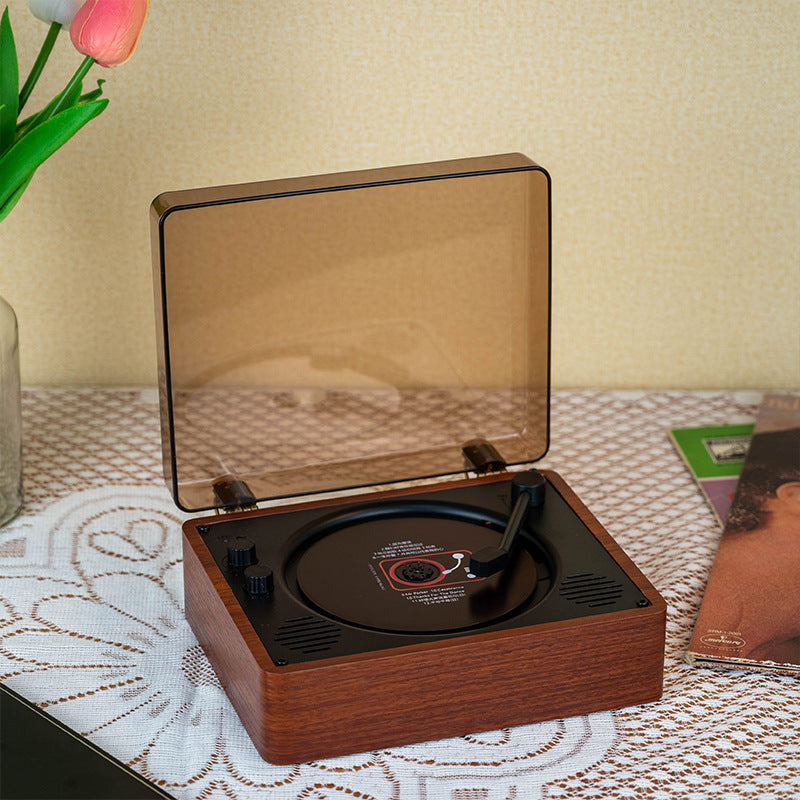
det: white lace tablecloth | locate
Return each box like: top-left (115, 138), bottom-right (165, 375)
top-left (2, 388), bottom-right (799, 799)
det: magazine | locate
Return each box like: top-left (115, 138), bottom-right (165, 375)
top-left (686, 393), bottom-right (800, 674)
top-left (670, 424), bottom-right (753, 526)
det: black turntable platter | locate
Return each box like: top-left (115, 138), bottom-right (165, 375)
top-left (295, 515), bottom-right (539, 633)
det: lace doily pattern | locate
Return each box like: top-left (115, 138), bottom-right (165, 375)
top-left (2, 388), bottom-right (798, 800)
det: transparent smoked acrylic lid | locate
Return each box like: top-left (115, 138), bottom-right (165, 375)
top-left (150, 153), bottom-right (551, 513)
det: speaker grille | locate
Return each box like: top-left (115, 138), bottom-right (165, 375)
top-left (559, 573), bottom-right (624, 607)
top-left (274, 616), bottom-right (342, 654)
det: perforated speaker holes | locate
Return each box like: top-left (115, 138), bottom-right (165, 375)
top-left (274, 616), bottom-right (343, 655)
top-left (559, 573), bottom-right (624, 608)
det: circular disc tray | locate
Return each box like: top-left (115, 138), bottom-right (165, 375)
top-left (296, 514), bottom-right (538, 633)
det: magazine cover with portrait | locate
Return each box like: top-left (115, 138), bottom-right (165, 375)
top-left (687, 393), bottom-right (800, 673)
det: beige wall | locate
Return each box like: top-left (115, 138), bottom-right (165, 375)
top-left (0, 0), bottom-right (797, 389)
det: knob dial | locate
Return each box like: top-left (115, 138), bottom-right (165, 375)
top-left (226, 536), bottom-right (256, 568)
top-left (244, 564), bottom-right (274, 597)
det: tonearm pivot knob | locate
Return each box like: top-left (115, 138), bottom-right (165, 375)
top-left (468, 470), bottom-right (546, 577)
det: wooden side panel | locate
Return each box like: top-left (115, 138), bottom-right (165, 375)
top-left (259, 604), bottom-right (664, 763)
top-left (182, 533), bottom-right (269, 749)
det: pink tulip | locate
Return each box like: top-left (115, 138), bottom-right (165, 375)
top-left (69, 0), bottom-right (148, 68)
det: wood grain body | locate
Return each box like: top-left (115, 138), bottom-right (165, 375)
top-left (183, 470), bottom-right (666, 764)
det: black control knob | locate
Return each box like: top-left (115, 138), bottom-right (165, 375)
top-left (226, 536), bottom-right (256, 568)
top-left (511, 469), bottom-right (546, 507)
top-left (244, 564), bottom-right (273, 597)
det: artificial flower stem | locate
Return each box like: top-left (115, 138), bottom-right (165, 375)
top-left (18, 21), bottom-right (61, 114)
top-left (47, 53), bottom-right (94, 119)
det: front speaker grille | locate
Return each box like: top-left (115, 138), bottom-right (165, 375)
top-left (559, 573), bottom-right (624, 608)
top-left (274, 616), bottom-right (342, 654)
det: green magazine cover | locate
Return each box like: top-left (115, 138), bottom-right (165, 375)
top-left (669, 424), bottom-right (753, 526)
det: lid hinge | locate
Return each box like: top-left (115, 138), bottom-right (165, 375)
top-left (212, 474), bottom-right (258, 514)
top-left (462, 439), bottom-right (507, 475)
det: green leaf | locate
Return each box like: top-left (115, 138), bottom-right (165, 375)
top-left (0, 7), bottom-right (19, 155)
top-left (0, 98), bottom-right (108, 209)
top-left (81, 78), bottom-right (106, 103)
top-left (15, 59), bottom-right (102, 143)
top-left (0, 170), bottom-right (33, 224)
top-left (16, 76), bottom-right (86, 139)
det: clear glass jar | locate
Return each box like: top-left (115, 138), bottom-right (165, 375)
top-left (0, 295), bottom-right (22, 526)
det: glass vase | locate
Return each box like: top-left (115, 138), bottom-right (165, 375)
top-left (0, 294), bottom-right (22, 526)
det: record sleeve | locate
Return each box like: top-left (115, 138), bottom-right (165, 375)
top-left (686, 393), bottom-right (800, 674)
